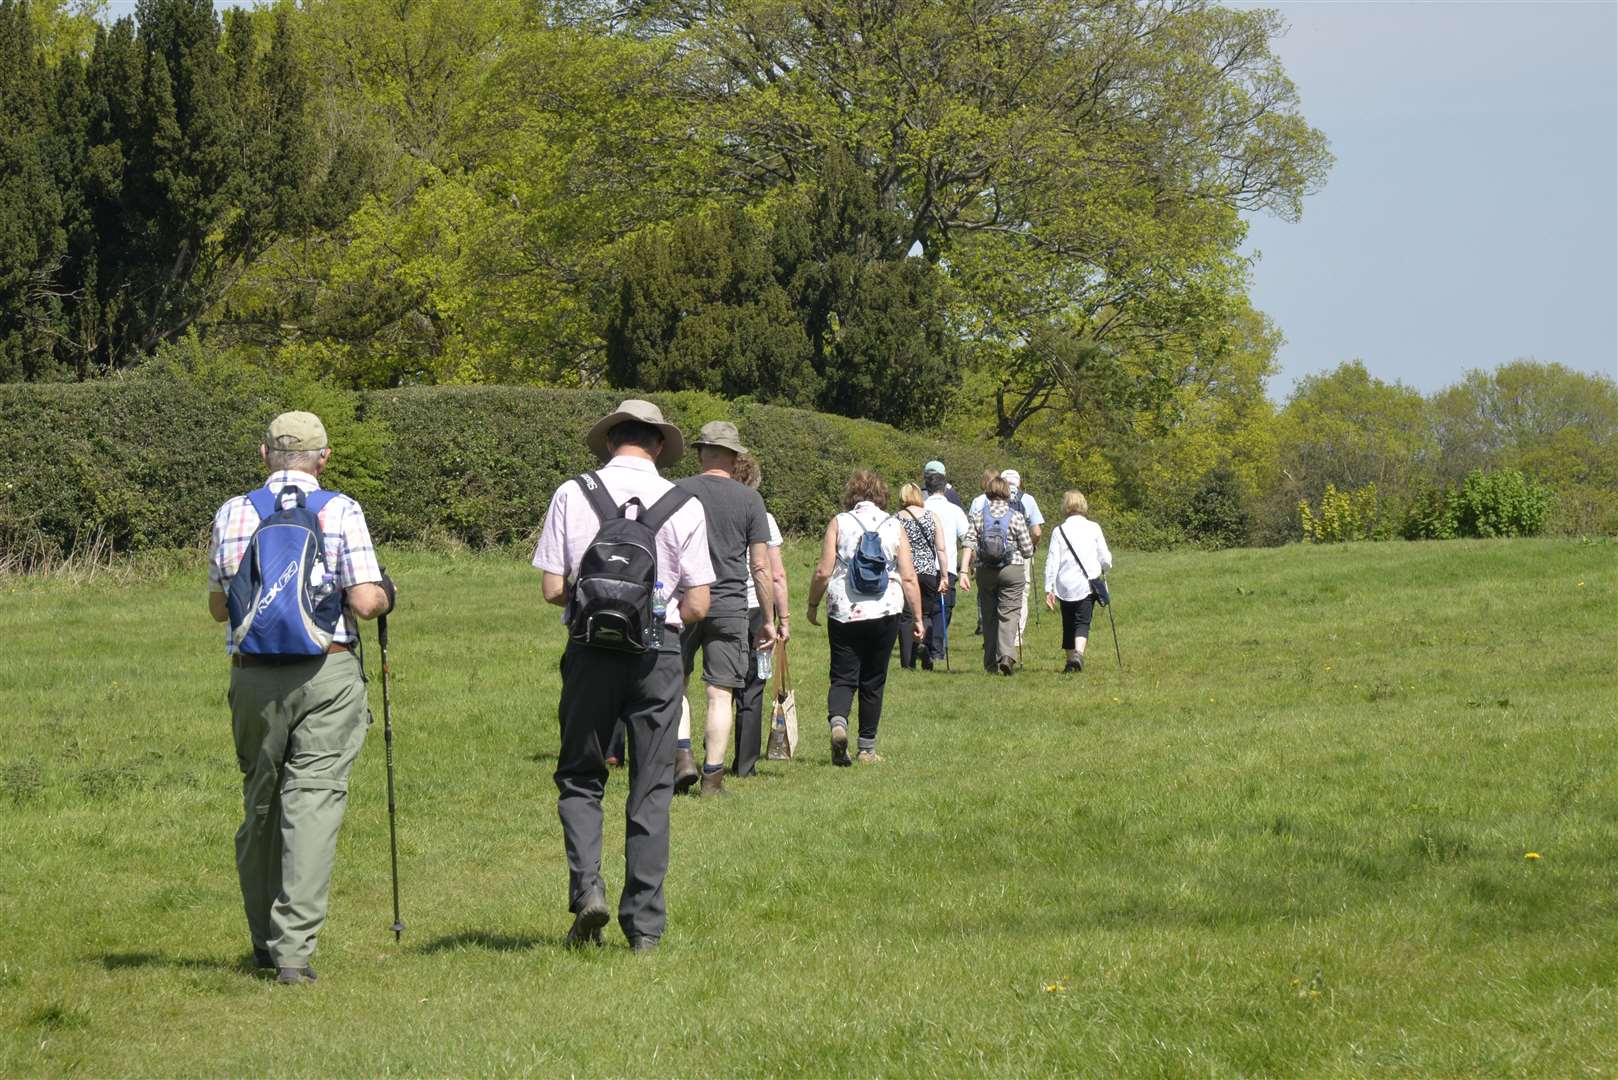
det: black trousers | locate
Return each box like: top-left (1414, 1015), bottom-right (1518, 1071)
top-left (826, 615), bottom-right (899, 745)
top-left (732, 607), bottom-right (766, 776)
top-left (1060, 597), bottom-right (1096, 650)
top-left (555, 641), bottom-right (681, 943)
top-left (898, 571), bottom-right (940, 668)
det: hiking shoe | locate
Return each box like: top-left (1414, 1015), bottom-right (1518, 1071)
top-left (855, 750), bottom-right (884, 764)
top-left (699, 769), bottom-right (728, 798)
top-left (566, 888), bottom-right (610, 949)
top-left (998, 658), bottom-right (1016, 676)
top-left (275, 965), bottom-right (317, 985)
top-left (1064, 655), bottom-right (1084, 673)
top-left (673, 748), bottom-right (699, 795)
top-left (628, 935), bottom-right (660, 955)
top-left (252, 946), bottom-right (274, 970)
top-left (830, 724), bottom-right (851, 767)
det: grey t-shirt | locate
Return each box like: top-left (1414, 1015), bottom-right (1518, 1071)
top-left (677, 473), bottom-right (770, 616)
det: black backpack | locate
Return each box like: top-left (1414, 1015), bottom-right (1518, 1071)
top-left (569, 471), bottom-right (693, 653)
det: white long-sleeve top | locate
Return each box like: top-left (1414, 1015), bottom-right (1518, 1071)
top-left (1044, 514), bottom-right (1113, 601)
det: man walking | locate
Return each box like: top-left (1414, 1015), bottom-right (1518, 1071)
top-left (922, 467), bottom-right (970, 662)
top-left (674, 421), bottom-right (776, 797)
top-left (1001, 469), bottom-right (1044, 647)
top-left (207, 411), bottom-right (394, 986)
top-left (923, 458), bottom-right (966, 511)
top-left (535, 400), bottom-right (712, 953)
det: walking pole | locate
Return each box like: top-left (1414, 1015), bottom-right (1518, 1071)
top-left (939, 590), bottom-right (950, 672)
top-left (1105, 596), bottom-right (1122, 669)
top-left (378, 614), bottom-right (405, 942)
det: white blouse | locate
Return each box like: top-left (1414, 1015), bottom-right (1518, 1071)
top-left (1044, 515), bottom-right (1113, 602)
top-left (825, 501), bottom-right (905, 622)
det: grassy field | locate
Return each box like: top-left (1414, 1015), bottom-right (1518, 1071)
top-left (1, 537), bottom-right (1613, 1077)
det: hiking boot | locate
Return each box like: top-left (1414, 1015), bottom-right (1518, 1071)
top-left (275, 964), bottom-right (317, 985)
top-left (699, 769), bottom-right (728, 798)
top-left (830, 724), bottom-right (851, 767)
top-left (1064, 655), bottom-right (1084, 673)
top-left (252, 946), bottom-right (274, 970)
top-left (673, 748), bottom-right (699, 795)
top-left (855, 750), bottom-right (884, 764)
top-left (998, 657), bottom-right (1017, 676)
top-left (566, 888), bottom-right (610, 949)
top-left (628, 936), bottom-right (660, 955)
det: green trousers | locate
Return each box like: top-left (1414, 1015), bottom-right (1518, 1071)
top-left (229, 650), bottom-right (369, 966)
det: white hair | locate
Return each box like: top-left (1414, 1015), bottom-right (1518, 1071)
top-left (266, 448), bottom-right (324, 474)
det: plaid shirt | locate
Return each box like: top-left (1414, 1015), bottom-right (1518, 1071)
top-left (209, 470), bottom-right (382, 650)
top-left (964, 499), bottom-right (1037, 567)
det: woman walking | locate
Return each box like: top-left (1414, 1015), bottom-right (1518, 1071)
top-left (959, 474), bottom-right (1036, 675)
top-left (1043, 490), bottom-right (1113, 672)
top-left (806, 470), bottom-right (925, 765)
top-left (895, 483), bottom-right (948, 670)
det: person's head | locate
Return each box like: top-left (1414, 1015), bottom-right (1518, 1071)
top-left (980, 466), bottom-right (999, 493)
top-left (923, 459), bottom-right (946, 482)
top-left (606, 420), bottom-right (665, 460)
top-left (261, 411), bottom-right (330, 476)
top-left (733, 452), bottom-right (762, 491)
top-left (986, 475), bottom-right (1012, 502)
top-left (587, 399), bottom-right (684, 468)
top-left (922, 470), bottom-right (948, 495)
top-left (843, 469), bottom-right (888, 510)
top-left (1001, 468), bottom-right (1021, 495)
top-left (899, 482), bottom-right (924, 510)
top-left (692, 420), bottom-right (748, 476)
top-left (1062, 490), bottom-right (1089, 517)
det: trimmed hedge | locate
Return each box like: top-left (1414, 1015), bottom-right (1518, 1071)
top-left (0, 377), bottom-right (1061, 555)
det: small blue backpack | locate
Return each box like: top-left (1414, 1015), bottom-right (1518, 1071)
top-left (843, 513), bottom-right (892, 599)
top-left (227, 486), bottom-right (342, 656)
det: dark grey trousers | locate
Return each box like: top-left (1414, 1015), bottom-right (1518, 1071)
top-left (732, 607), bottom-right (766, 777)
top-left (555, 640), bottom-right (682, 943)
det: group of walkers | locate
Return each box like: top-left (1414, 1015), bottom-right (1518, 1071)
top-left (206, 399), bottom-right (1113, 976)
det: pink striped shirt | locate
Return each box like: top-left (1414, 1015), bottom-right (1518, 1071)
top-left (209, 471), bottom-right (382, 649)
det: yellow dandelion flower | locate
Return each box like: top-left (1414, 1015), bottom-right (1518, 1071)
top-left (1524, 851), bottom-right (1542, 860)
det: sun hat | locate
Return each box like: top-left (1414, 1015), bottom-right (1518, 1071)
top-left (690, 419), bottom-right (748, 455)
top-left (266, 411), bottom-right (328, 452)
top-left (586, 399), bottom-right (685, 469)
top-left (923, 459), bottom-right (946, 476)
top-left (1001, 468), bottom-right (1021, 490)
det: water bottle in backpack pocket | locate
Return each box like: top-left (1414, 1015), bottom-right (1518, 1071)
top-left (844, 513), bottom-right (893, 600)
top-left (227, 486), bottom-right (343, 656)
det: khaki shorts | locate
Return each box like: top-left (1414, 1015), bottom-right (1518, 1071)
top-left (680, 613), bottom-right (751, 690)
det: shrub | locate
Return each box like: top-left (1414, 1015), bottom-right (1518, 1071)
top-left (1453, 468), bottom-right (1552, 538)
top-left (1400, 484), bottom-right (1459, 541)
top-left (1299, 483), bottom-right (1388, 543)
top-left (1178, 467), bottom-right (1251, 549)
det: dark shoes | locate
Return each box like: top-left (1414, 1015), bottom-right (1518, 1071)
top-left (673, 748), bottom-right (699, 795)
top-left (275, 964), bottom-right (317, 985)
top-left (998, 657), bottom-right (1017, 676)
top-left (1064, 656), bottom-right (1084, 673)
top-left (566, 887), bottom-right (611, 949)
top-left (699, 769), bottom-right (728, 798)
top-left (252, 946), bottom-right (274, 970)
top-left (830, 724), bottom-right (851, 767)
top-left (629, 936), bottom-right (659, 955)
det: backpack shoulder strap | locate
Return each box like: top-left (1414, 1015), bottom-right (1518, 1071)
top-left (574, 472), bottom-right (621, 524)
top-left (245, 488), bottom-right (276, 520)
top-left (638, 486), bottom-right (694, 535)
top-left (305, 490), bottom-right (338, 514)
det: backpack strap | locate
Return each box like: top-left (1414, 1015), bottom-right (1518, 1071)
top-left (574, 471), bottom-right (622, 524)
top-left (246, 488), bottom-right (277, 519)
top-left (637, 486), bottom-right (694, 535)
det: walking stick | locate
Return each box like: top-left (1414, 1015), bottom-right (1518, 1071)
top-left (378, 614), bottom-right (405, 942)
top-left (939, 591), bottom-right (950, 672)
top-left (1104, 596), bottom-right (1122, 669)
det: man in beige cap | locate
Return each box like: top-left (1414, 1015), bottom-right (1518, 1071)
top-left (534, 399), bottom-right (713, 952)
top-left (207, 411), bottom-right (394, 985)
top-left (672, 420), bottom-right (776, 797)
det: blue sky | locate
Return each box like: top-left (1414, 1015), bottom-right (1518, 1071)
top-left (1231, 1), bottom-right (1618, 397)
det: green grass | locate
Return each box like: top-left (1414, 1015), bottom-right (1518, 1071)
top-left (1, 538), bottom-right (1613, 1077)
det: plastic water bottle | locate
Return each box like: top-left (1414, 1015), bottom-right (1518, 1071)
top-left (757, 646), bottom-right (773, 681)
top-left (651, 581), bottom-right (668, 648)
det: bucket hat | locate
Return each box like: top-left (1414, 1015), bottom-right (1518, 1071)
top-left (690, 420), bottom-right (748, 456)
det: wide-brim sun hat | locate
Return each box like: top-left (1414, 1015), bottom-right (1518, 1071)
top-left (586, 399), bottom-right (685, 469)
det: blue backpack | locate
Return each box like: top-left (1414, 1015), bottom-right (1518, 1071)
top-left (843, 513), bottom-right (892, 599)
top-left (227, 486), bottom-right (343, 656)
